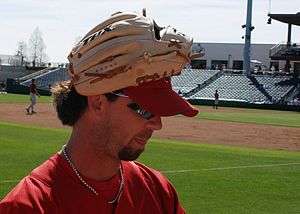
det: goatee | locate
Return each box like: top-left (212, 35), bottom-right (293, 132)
top-left (118, 147), bottom-right (144, 161)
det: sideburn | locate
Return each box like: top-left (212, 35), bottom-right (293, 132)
top-left (118, 147), bottom-right (144, 161)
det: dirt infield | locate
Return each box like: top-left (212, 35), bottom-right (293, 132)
top-left (1, 103), bottom-right (299, 151)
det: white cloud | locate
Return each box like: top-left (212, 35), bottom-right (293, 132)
top-left (0, 0), bottom-right (300, 62)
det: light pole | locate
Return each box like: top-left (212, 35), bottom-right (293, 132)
top-left (243, 0), bottom-right (254, 76)
top-left (227, 54), bottom-right (232, 69)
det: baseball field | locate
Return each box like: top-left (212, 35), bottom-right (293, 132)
top-left (0, 93), bottom-right (299, 213)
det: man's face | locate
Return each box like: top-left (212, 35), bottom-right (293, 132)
top-left (104, 96), bottom-right (162, 161)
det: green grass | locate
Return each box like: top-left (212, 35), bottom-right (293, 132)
top-left (1, 122), bottom-right (300, 213)
top-left (0, 122), bottom-right (69, 196)
top-left (141, 139), bottom-right (300, 213)
top-left (1, 93), bottom-right (300, 127)
top-left (0, 93), bottom-right (52, 103)
top-left (197, 106), bottom-right (300, 127)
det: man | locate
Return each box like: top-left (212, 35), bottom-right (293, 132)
top-left (214, 89), bottom-right (219, 109)
top-left (26, 78), bottom-right (40, 114)
top-left (0, 10), bottom-right (201, 213)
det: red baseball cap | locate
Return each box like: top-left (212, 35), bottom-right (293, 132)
top-left (123, 78), bottom-right (199, 117)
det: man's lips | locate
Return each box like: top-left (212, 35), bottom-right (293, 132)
top-left (134, 130), bottom-right (153, 146)
top-left (134, 137), bottom-right (149, 146)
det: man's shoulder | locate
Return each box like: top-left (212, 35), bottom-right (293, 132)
top-left (121, 161), bottom-right (185, 213)
top-left (0, 176), bottom-right (56, 213)
top-left (123, 161), bottom-right (171, 188)
top-left (124, 161), bottom-right (163, 176)
top-left (30, 153), bottom-right (62, 186)
top-left (0, 154), bottom-right (61, 213)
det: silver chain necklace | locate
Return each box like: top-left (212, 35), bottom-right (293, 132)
top-left (62, 145), bottom-right (124, 204)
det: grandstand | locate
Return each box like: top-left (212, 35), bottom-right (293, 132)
top-left (171, 69), bottom-right (300, 106)
top-left (172, 69), bottom-right (220, 94)
top-left (4, 67), bottom-right (69, 95)
top-left (1, 64), bottom-right (299, 108)
top-left (0, 65), bottom-right (27, 82)
top-left (255, 75), bottom-right (294, 102)
top-left (20, 67), bottom-right (69, 90)
top-left (189, 74), bottom-right (266, 103)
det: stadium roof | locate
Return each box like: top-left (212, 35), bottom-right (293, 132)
top-left (268, 13), bottom-right (300, 26)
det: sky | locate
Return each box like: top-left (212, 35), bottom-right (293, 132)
top-left (1, 0), bottom-right (300, 63)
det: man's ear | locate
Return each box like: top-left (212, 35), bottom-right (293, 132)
top-left (87, 95), bottom-right (107, 113)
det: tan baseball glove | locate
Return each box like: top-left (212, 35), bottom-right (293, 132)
top-left (68, 10), bottom-right (202, 95)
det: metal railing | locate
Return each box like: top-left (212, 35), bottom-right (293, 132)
top-left (18, 67), bottom-right (53, 82)
top-left (270, 42), bottom-right (300, 57)
top-left (269, 42), bottom-right (286, 57)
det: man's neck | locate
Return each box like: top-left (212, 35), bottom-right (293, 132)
top-left (63, 134), bottom-right (121, 181)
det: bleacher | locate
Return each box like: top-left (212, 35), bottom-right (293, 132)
top-left (17, 67), bottom-right (53, 82)
top-left (171, 69), bottom-right (219, 93)
top-left (176, 71), bottom-right (299, 104)
top-left (0, 65), bottom-right (27, 82)
top-left (190, 74), bottom-right (267, 103)
top-left (11, 66), bottom-right (299, 106)
top-left (255, 75), bottom-right (294, 102)
top-left (21, 68), bottom-right (69, 90)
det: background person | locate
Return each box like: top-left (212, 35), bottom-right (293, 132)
top-left (26, 79), bottom-right (40, 114)
top-left (214, 89), bottom-right (219, 109)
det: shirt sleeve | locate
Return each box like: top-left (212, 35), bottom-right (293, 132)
top-left (160, 177), bottom-right (186, 214)
top-left (131, 162), bottom-right (186, 214)
top-left (0, 177), bottom-right (56, 214)
top-left (0, 200), bottom-right (38, 214)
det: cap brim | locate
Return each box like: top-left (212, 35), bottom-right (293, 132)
top-left (123, 78), bottom-right (199, 117)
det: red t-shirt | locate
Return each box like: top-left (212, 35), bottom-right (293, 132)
top-left (0, 154), bottom-right (185, 214)
top-left (29, 83), bottom-right (37, 94)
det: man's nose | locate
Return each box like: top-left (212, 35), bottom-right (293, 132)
top-left (147, 116), bottom-right (162, 131)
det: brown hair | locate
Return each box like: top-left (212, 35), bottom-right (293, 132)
top-left (51, 80), bottom-right (120, 126)
top-left (51, 81), bottom-right (87, 126)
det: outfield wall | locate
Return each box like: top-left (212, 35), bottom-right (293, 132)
top-left (6, 79), bottom-right (51, 96)
top-left (188, 99), bottom-right (300, 112)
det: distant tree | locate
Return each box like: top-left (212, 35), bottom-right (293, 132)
top-left (8, 56), bottom-right (19, 66)
top-left (28, 27), bottom-right (48, 67)
top-left (15, 40), bottom-right (27, 66)
top-left (74, 36), bottom-right (82, 45)
top-left (38, 40), bottom-right (49, 66)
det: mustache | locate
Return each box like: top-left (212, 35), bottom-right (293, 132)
top-left (135, 130), bottom-right (153, 140)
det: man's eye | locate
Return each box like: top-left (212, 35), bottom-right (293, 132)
top-left (138, 109), bottom-right (146, 115)
top-left (128, 103), bottom-right (140, 111)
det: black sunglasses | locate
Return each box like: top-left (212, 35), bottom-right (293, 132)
top-left (127, 103), bottom-right (155, 120)
top-left (109, 92), bottom-right (155, 120)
